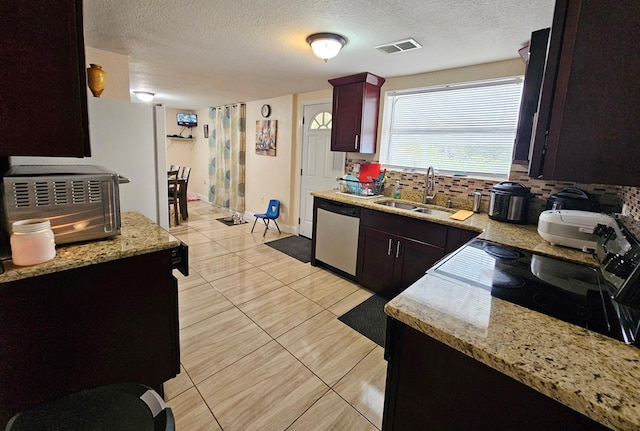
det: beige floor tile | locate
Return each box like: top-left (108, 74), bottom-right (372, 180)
top-left (235, 244), bottom-right (292, 267)
top-left (290, 270), bottom-right (360, 309)
top-left (191, 253), bottom-right (255, 282)
top-left (178, 282), bottom-right (235, 329)
top-left (198, 341), bottom-right (328, 431)
top-left (201, 225), bottom-right (251, 241)
top-left (288, 390), bottom-right (378, 431)
top-left (260, 257), bottom-right (321, 285)
top-left (172, 228), bottom-right (215, 246)
top-left (164, 365), bottom-right (193, 401)
top-left (328, 287), bottom-right (375, 316)
top-left (237, 286), bottom-right (324, 338)
top-left (211, 268), bottom-right (284, 305)
top-left (215, 234), bottom-right (266, 252)
top-left (277, 310), bottom-right (376, 386)
top-left (333, 346), bottom-right (387, 429)
top-left (180, 307), bottom-right (271, 383)
top-left (187, 241), bottom-right (230, 264)
top-left (167, 387), bottom-right (222, 431)
top-left (173, 268), bottom-right (208, 292)
top-left (184, 218), bottom-right (229, 232)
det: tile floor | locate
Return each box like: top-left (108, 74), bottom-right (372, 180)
top-left (164, 200), bottom-right (387, 431)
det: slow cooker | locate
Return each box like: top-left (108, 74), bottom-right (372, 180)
top-left (488, 181), bottom-right (531, 224)
top-left (545, 187), bottom-right (600, 212)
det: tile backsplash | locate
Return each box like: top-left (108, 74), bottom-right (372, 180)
top-left (346, 159), bottom-right (639, 223)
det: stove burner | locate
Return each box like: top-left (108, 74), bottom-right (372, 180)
top-left (484, 244), bottom-right (522, 260)
top-left (491, 270), bottom-right (526, 289)
top-left (532, 294), bottom-right (592, 322)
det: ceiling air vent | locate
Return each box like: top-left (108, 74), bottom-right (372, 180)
top-left (375, 38), bottom-right (422, 54)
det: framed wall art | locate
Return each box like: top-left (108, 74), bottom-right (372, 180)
top-left (255, 120), bottom-right (277, 156)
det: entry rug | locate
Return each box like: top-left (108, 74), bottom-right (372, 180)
top-left (338, 294), bottom-right (388, 348)
top-left (266, 235), bottom-right (312, 263)
top-left (216, 217), bottom-right (247, 227)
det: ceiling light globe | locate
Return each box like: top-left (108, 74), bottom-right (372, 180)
top-left (306, 33), bottom-right (347, 62)
top-left (134, 91), bottom-right (155, 102)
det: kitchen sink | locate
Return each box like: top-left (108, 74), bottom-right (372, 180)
top-left (375, 200), bottom-right (419, 210)
top-left (374, 200), bottom-right (455, 217)
top-left (411, 207), bottom-right (455, 217)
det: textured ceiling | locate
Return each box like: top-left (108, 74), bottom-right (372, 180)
top-left (83, 0), bottom-right (555, 109)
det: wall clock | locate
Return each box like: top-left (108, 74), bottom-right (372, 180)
top-left (261, 104), bottom-right (271, 118)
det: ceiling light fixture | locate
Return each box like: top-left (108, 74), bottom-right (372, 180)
top-left (306, 32), bottom-right (347, 62)
top-left (133, 91), bottom-right (155, 103)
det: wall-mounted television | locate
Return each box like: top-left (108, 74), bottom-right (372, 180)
top-left (176, 113), bottom-right (197, 127)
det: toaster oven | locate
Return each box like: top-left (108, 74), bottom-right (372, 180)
top-left (2, 165), bottom-right (127, 246)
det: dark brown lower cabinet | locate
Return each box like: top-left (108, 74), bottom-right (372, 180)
top-left (383, 319), bottom-right (610, 431)
top-left (0, 249), bottom-right (180, 426)
top-left (357, 208), bottom-right (477, 298)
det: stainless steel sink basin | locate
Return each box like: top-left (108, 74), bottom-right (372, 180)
top-left (411, 207), bottom-right (454, 217)
top-left (375, 200), bottom-right (454, 217)
top-left (376, 200), bottom-right (418, 210)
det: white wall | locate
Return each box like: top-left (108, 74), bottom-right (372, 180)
top-left (245, 95), bottom-right (295, 230)
top-left (11, 98), bottom-right (164, 225)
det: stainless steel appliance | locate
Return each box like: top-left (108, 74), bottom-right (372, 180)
top-left (314, 200), bottom-right (360, 277)
top-left (488, 181), bottom-right (531, 223)
top-left (425, 216), bottom-right (640, 346)
top-left (2, 165), bottom-right (127, 245)
top-left (545, 187), bottom-right (600, 211)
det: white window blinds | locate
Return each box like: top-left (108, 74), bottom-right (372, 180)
top-left (380, 77), bottom-right (523, 177)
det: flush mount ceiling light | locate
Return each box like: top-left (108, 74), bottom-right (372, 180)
top-left (306, 32), bottom-right (347, 62)
top-left (133, 91), bottom-right (155, 102)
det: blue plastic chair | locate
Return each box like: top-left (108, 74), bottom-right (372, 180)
top-left (252, 199), bottom-right (281, 237)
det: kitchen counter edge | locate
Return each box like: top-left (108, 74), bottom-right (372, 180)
top-left (0, 212), bottom-right (180, 283)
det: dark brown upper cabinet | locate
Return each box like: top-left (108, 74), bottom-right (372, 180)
top-left (0, 0), bottom-right (90, 157)
top-left (528, 0), bottom-right (640, 186)
top-left (329, 72), bottom-right (385, 153)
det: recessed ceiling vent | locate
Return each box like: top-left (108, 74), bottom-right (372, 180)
top-left (375, 38), bottom-right (422, 54)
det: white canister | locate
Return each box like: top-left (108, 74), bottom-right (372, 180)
top-left (10, 219), bottom-right (56, 266)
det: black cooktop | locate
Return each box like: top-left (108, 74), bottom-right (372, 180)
top-left (430, 239), bottom-right (625, 342)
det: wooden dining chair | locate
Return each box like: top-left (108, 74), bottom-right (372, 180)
top-left (167, 170), bottom-right (180, 226)
top-left (169, 164), bottom-right (180, 173)
top-left (178, 167), bottom-right (191, 220)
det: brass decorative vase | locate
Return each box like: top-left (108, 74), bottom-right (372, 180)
top-left (86, 64), bottom-right (107, 97)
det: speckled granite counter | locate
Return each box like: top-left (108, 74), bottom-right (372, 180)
top-left (312, 190), bottom-right (640, 430)
top-left (312, 190), bottom-right (596, 266)
top-left (0, 212), bottom-right (179, 283)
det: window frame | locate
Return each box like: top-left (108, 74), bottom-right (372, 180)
top-left (379, 76), bottom-right (524, 179)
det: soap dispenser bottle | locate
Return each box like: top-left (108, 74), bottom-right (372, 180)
top-left (393, 181), bottom-right (401, 199)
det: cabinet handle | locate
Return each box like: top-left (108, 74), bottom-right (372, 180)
top-left (396, 240), bottom-right (401, 259)
top-left (387, 238), bottom-right (392, 256)
top-left (355, 135), bottom-right (359, 150)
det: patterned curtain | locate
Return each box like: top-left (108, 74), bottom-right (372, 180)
top-left (209, 104), bottom-right (246, 212)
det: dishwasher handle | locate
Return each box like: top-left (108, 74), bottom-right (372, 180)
top-left (317, 200), bottom-right (360, 218)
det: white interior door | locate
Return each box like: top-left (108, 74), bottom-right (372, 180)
top-left (299, 103), bottom-right (345, 238)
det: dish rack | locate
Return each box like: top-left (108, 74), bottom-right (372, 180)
top-left (337, 177), bottom-right (385, 196)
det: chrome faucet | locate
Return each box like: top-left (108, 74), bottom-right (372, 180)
top-left (423, 166), bottom-right (436, 203)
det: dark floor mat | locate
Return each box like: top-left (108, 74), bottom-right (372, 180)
top-left (338, 294), bottom-right (388, 348)
top-left (265, 236), bottom-right (312, 263)
top-left (216, 217), bottom-right (247, 227)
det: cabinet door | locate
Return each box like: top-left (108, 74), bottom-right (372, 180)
top-left (394, 238), bottom-right (445, 292)
top-left (357, 226), bottom-right (395, 294)
top-left (331, 82), bottom-right (363, 152)
top-left (530, 0), bottom-right (640, 185)
top-left (0, 0), bottom-right (90, 157)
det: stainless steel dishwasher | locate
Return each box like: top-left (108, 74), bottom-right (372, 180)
top-left (315, 199), bottom-right (360, 276)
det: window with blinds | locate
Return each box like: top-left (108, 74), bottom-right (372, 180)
top-left (379, 77), bottom-right (524, 177)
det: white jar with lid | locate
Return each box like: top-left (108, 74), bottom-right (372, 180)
top-left (10, 219), bottom-right (56, 266)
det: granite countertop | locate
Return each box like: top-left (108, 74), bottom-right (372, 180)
top-left (313, 190), bottom-right (640, 430)
top-left (312, 190), bottom-right (596, 266)
top-left (0, 212), bottom-right (180, 284)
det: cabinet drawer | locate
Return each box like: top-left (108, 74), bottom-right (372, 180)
top-left (397, 217), bottom-right (447, 248)
top-left (360, 208), bottom-right (397, 231)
